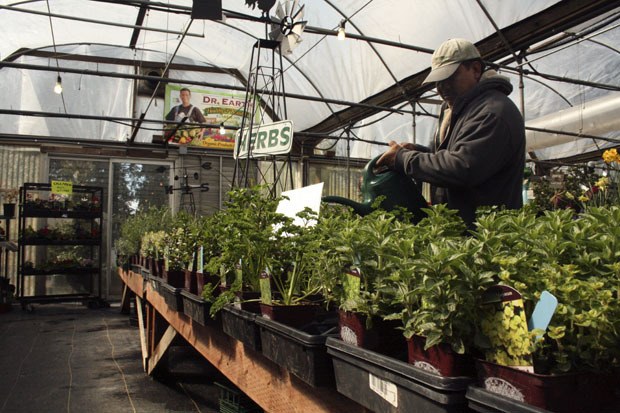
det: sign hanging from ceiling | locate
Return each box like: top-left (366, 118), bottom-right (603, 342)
top-left (163, 85), bottom-right (258, 150)
top-left (233, 120), bottom-right (294, 159)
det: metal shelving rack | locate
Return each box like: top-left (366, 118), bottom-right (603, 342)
top-left (17, 183), bottom-right (104, 310)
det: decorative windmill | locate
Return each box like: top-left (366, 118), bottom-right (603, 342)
top-left (233, 0), bottom-right (307, 192)
top-left (269, 0), bottom-right (307, 55)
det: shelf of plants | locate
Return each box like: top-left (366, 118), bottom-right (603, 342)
top-left (116, 170), bottom-right (620, 413)
top-left (17, 183), bottom-right (103, 308)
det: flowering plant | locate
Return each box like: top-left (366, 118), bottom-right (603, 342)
top-left (1, 187), bottom-right (18, 204)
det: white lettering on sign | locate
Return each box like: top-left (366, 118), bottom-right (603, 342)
top-left (234, 120), bottom-right (293, 159)
top-left (369, 373), bottom-right (398, 407)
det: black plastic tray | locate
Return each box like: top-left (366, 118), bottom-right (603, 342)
top-left (255, 314), bottom-right (338, 387)
top-left (221, 306), bottom-right (261, 351)
top-left (466, 385), bottom-right (550, 412)
top-left (159, 282), bottom-right (183, 313)
top-left (326, 337), bottom-right (473, 413)
top-left (180, 290), bottom-right (218, 326)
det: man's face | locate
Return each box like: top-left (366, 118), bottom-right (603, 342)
top-left (436, 62), bottom-right (480, 106)
top-left (179, 90), bottom-right (191, 106)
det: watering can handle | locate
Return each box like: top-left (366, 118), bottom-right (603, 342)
top-left (364, 155), bottom-right (383, 180)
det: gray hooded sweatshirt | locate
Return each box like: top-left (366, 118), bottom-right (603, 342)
top-left (394, 71), bottom-right (525, 226)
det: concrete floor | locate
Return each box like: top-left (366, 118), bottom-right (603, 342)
top-left (0, 302), bottom-right (230, 413)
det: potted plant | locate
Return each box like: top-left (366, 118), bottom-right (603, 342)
top-left (315, 204), bottom-right (409, 354)
top-left (1, 187), bottom-right (18, 218)
top-left (381, 205), bottom-right (494, 376)
top-left (469, 206), bottom-right (620, 412)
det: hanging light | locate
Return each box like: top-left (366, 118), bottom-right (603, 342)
top-left (219, 123), bottom-right (226, 135)
top-left (54, 75), bottom-right (63, 94)
top-left (337, 20), bottom-right (346, 41)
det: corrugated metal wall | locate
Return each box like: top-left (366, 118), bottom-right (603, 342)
top-left (0, 145), bottom-right (43, 292)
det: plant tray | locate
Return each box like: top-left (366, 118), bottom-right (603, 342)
top-left (326, 337), bottom-right (473, 413)
top-left (475, 359), bottom-right (620, 413)
top-left (221, 306), bottom-right (261, 351)
top-left (255, 314), bottom-right (339, 387)
top-left (466, 385), bottom-right (551, 413)
top-left (159, 282), bottom-right (183, 313)
top-left (408, 335), bottom-right (475, 378)
top-left (180, 290), bottom-right (218, 326)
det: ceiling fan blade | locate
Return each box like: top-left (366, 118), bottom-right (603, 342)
top-left (281, 36), bottom-right (293, 54)
top-left (269, 26), bottom-right (283, 40)
top-left (291, 22), bottom-right (306, 36)
top-left (291, 0), bottom-right (299, 17)
top-left (275, 1), bottom-right (285, 19)
top-left (292, 3), bottom-right (304, 20)
top-left (284, 0), bottom-right (292, 18)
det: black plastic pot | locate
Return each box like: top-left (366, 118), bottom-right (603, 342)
top-left (180, 290), bottom-right (219, 326)
top-left (255, 314), bottom-right (339, 387)
top-left (326, 337), bottom-right (473, 413)
top-left (160, 282), bottom-right (183, 313)
top-left (466, 386), bottom-right (550, 413)
top-left (221, 306), bottom-right (261, 351)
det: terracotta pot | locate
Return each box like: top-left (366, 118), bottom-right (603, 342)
top-left (235, 291), bottom-right (261, 314)
top-left (184, 269), bottom-right (197, 294)
top-left (338, 310), bottom-right (406, 357)
top-left (197, 273), bottom-right (220, 297)
top-left (475, 359), bottom-right (618, 412)
top-left (407, 335), bottom-right (475, 377)
top-left (154, 259), bottom-right (164, 278)
top-left (260, 302), bottom-right (320, 329)
top-left (165, 269), bottom-right (185, 288)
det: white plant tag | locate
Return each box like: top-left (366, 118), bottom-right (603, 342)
top-left (369, 373), bottom-right (397, 407)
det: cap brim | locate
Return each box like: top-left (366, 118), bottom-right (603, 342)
top-left (422, 62), bottom-right (461, 84)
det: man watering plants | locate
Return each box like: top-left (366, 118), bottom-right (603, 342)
top-left (377, 39), bottom-right (525, 227)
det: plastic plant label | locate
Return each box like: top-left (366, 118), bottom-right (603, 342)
top-left (480, 285), bottom-right (533, 371)
top-left (197, 246), bottom-right (204, 273)
top-left (259, 269), bottom-right (272, 305)
top-left (369, 373), bottom-right (398, 407)
top-left (528, 290), bottom-right (558, 338)
top-left (343, 266), bottom-right (361, 302)
top-left (235, 260), bottom-right (242, 284)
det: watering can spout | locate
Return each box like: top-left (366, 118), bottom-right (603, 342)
top-left (321, 195), bottom-right (373, 216)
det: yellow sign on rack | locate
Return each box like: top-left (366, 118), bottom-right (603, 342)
top-left (51, 180), bottom-right (73, 195)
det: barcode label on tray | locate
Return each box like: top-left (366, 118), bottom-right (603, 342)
top-left (369, 373), bottom-right (397, 407)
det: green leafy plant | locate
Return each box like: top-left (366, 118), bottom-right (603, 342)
top-left (383, 205), bottom-right (494, 354)
top-left (471, 206), bottom-right (620, 373)
top-left (115, 206), bottom-right (173, 263)
top-left (163, 211), bottom-right (198, 271)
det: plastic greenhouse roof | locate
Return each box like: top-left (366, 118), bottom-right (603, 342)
top-left (1, 0), bottom-right (620, 161)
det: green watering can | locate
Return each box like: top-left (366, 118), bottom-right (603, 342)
top-left (322, 155), bottom-right (428, 221)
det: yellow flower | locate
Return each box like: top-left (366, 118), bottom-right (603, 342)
top-left (602, 148), bottom-right (619, 164)
top-left (565, 191), bottom-right (574, 200)
top-left (595, 176), bottom-right (609, 190)
top-left (578, 194), bottom-right (589, 202)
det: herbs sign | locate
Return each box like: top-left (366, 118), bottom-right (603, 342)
top-left (234, 120), bottom-right (293, 159)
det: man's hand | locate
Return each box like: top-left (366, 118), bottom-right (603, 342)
top-left (376, 141), bottom-right (405, 169)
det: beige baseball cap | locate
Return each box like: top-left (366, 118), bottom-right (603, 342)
top-left (423, 38), bottom-right (481, 84)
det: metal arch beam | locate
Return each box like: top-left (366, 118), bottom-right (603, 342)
top-left (0, 4), bottom-right (205, 38)
top-left (302, 0), bottom-right (620, 142)
top-left (129, 0), bottom-right (149, 49)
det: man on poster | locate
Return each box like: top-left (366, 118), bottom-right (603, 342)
top-left (164, 87), bottom-right (206, 144)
